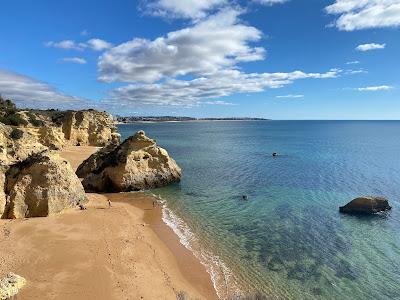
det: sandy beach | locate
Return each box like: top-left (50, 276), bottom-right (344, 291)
top-left (0, 146), bottom-right (217, 300)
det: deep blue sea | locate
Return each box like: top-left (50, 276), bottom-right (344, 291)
top-left (118, 121), bottom-right (400, 300)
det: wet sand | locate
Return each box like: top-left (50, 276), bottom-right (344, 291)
top-left (0, 146), bottom-right (218, 300)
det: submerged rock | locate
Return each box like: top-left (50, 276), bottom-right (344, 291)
top-left (80, 131), bottom-right (181, 192)
top-left (3, 152), bottom-right (86, 218)
top-left (0, 272), bottom-right (26, 300)
top-left (339, 196), bottom-right (391, 215)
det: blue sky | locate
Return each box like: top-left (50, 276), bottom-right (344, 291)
top-left (0, 0), bottom-right (399, 119)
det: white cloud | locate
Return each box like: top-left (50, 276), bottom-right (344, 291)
top-left (325, 0), bottom-right (400, 31)
top-left (357, 85), bottom-right (393, 91)
top-left (60, 57), bottom-right (87, 64)
top-left (346, 60), bottom-right (360, 64)
top-left (254, 0), bottom-right (289, 6)
top-left (46, 38), bottom-right (112, 52)
top-left (0, 69), bottom-right (85, 109)
top-left (87, 38), bottom-right (113, 51)
top-left (356, 43), bottom-right (386, 51)
top-left (345, 69), bottom-right (367, 74)
top-left (80, 29), bottom-right (89, 36)
top-left (105, 69), bottom-right (339, 107)
top-left (203, 100), bottom-right (236, 105)
top-left (276, 94), bottom-right (304, 98)
top-left (98, 9), bottom-right (265, 83)
top-left (142, 0), bottom-right (228, 19)
top-left (45, 40), bottom-right (84, 50)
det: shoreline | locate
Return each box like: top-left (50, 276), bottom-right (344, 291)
top-left (0, 146), bottom-right (218, 300)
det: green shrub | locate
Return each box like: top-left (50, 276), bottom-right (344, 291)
top-left (3, 114), bottom-right (29, 126)
top-left (10, 128), bottom-right (24, 140)
top-left (27, 112), bottom-right (44, 127)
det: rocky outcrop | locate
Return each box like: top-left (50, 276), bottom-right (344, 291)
top-left (3, 152), bottom-right (86, 218)
top-left (38, 126), bottom-right (65, 150)
top-left (0, 273), bottom-right (26, 300)
top-left (61, 110), bottom-right (120, 146)
top-left (0, 123), bottom-right (47, 164)
top-left (80, 131), bottom-right (181, 192)
top-left (339, 196), bottom-right (392, 214)
top-left (0, 165), bottom-right (6, 217)
top-left (76, 142), bottom-right (118, 178)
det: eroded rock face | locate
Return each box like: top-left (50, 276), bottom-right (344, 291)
top-left (0, 273), bottom-right (26, 300)
top-left (0, 123), bottom-right (47, 164)
top-left (3, 152), bottom-right (86, 218)
top-left (61, 110), bottom-right (120, 146)
top-left (76, 142), bottom-right (118, 178)
top-left (80, 131), bottom-right (181, 192)
top-left (339, 196), bottom-right (391, 214)
top-left (0, 165), bottom-right (7, 217)
top-left (38, 126), bottom-right (65, 150)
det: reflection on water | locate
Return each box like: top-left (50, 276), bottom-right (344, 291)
top-left (118, 121), bottom-right (400, 299)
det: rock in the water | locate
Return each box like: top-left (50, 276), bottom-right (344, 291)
top-left (0, 273), bottom-right (26, 300)
top-left (3, 152), bottom-right (86, 218)
top-left (80, 131), bottom-right (181, 192)
top-left (38, 126), bottom-right (65, 150)
top-left (339, 196), bottom-right (391, 214)
top-left (61, 110), bottom-right (120, 146)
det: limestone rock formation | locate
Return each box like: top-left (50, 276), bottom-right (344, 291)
top-left (80, 131), bottom-right (181, 192)
top-left (339, 196), bottom-right (392, 214)
top-left (0, 165), bottom-right (6, 217)
top-left (0, 123), bottom-right (47, 164)
top-left (38, 126), bottom-right (65, 150)
top-left (3, 152), bottom-right (86, 218)
top-left (61, 110), bottom-right (120, 146)
top-left (76, 142), bottom-right (118, 178)
top-left (0, 273), bottom-right (26, 300)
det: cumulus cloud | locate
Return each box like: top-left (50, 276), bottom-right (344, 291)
top-left (357, 85), bottom-right (393, 91)
top-left (276, 94), bottom-right (304, 98)
top-left (0, 69), bottom-right (86, 109)
top-left (346, 60), bottom-right (360, 65)
top-left (86, 39), bottom-right (113, 51)
top-left (325, 0), bottom-right (400, 31)
top-left (142, 0), bottom-right (228, 19)
top-left (60, 57), bottom-right (87, 64)
top-left (105, 69), bottom-right (339, 107)
top-left (98, 9), bottom-right (265, 83)
top-left (356, 43), bottom-right (386, 51)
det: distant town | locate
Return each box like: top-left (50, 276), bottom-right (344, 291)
top-left (115, 116), bottom-right (269, 123)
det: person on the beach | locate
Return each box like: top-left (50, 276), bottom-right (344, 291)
top-left (108, 199), bottom-right (112, 209)
top-left (152, 200), bottom-right (156, 208)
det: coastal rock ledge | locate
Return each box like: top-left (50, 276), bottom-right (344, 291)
top-left (339, 196), bottom-right (392, 215)
top-left (79, 131), bottom-right (181, 192)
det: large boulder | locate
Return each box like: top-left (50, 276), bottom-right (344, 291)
top-left (3, 152), bottom-right (86, 218)
top-left (61, 110), bottom-right (120, 146)
top-left (38, 126), bottom-right (65, 150)
top-left (76, 142), bottom-right (118, 178)
top-left (80, 131), bottom-right (181, 192)
top-left (339, 196), bottom-right (392, 215)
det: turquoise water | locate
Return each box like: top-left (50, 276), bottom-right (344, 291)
top-left (118, 121), bottom-right (400, 299)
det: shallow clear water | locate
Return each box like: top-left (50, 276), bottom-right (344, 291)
top-left (118, 121), bottom-right (400, 299)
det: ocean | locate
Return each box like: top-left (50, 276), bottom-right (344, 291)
top-left (118, 121), bottom-right (400, 300)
